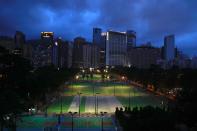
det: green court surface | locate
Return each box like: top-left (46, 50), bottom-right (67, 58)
top-left (78, 74), bottom-right (103, 81)
top-left (17, 74), bottom-right (167, 130)
top-left (47, 81), bottom-right (166, 114)
top-left (47, 74), bottom-right (167, 114)
top-left (62, 117), bottom-right (113, 128)
top-left (117, 95), bottom-right (165, 108)
top-left (64, 82), bottom-right (131, 96)
top-left (47, 96), bottom-right (74, 114)
top-left (80, 96), bottom-right (86, 112)
top-left (17, 116), bottom-right (113, 128)
top-left (17, 116), bottom-right (57, 128)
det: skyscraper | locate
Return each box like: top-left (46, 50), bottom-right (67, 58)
top-left (15, 31), bottom-right (25, 48)
top-left (13, 31), bottom-right (26, 55)
top-left (90, 44), bottom-right (100, 68)
top-left (164, 35), bottom-right (175, 61)
top-left (126, 30), bottom-right (136, 49)
top-left (106, 31), bottom-right (127, 66)
top-left (52, 41), bottom-right (59, 67)
top-left (41, 32), bottom-right (54, 41)
top-left (93, 28), bottom-right (103, 48)
top-left (127, 47), bottom-right (161, 68)
top-left (72, 37), bottom-right (86, 68)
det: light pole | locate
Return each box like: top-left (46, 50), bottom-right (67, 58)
top-left (92, 83), bottom-right (95, 96)
top-left (133, 87), bottom-right (136, 107)
top-left (100, 112), bottom-right (107, 131)
top-left (129, 88), bottom-right (131, 108)
top-left (69, 111), bottom-right (77, 131)
top-left (95, 93), bottom-right (100, 115)
top-left (73, 75), bottom-right (79, 96)
top-left (94, 93), bottom-right (96, 115)
top-left (113, 82), bottom-right (115, 96)
top-left (121, 76), bottom-right (125, 88)
top-left (60, 95), bottom-right (63, 114)
top-left (78, 92), bottom-right (82, 117)
top-left (71, 81), bottom-right (73, 96)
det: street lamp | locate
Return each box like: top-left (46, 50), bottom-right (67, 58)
top-left (100, 111), bottom-right (107, 131)
top-left (95, 93), bottom-right (100, 115)
top-left (121, 76), bottom-right (126, 88)
top-left (60, 95), bottom-right (63, 114)
top-left (71, 81), bottom-right (74, 96)
top-left (113, 82), bottom-right (115, 96)
top-left (121, 76), bottom-right (125, 81)
top-left (75, 75), bottom-right (79, 80)
top-left (129, 88), bottom-right (131, 108)
top-left (69, 111), bottom-right (77, 131)
top-left (92, 83), bottom-right (95, 96)
top-left (72, 75), bottom-right (79, 96)
top-left (77, 92), bottom-right (82, 117)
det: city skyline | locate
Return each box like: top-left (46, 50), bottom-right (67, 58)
top-left (0, 0), bottom-right (197, 56)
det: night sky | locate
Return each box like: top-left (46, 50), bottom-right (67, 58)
top-left (0, 0), bottom-right (197, 56)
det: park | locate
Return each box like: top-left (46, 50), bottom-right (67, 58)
top-left (16, 73), bottom-right (167, 131)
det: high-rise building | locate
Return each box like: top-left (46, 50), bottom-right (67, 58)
top-left (40, 32), bottom-right (54, 47)
top-left (164, 35), bottom-right (175, 61)
top-left (52, 38), bottom-right (73, 68)
top-left (30, 39), bottom-right (52, 68)
top-left (191, 57), bottom-right (197, 69)
top-left (83, 44), bottom-right (92, 68)
top-left (100, 33), bottom-right (107, 67)
top-left (66, 42), bottom-right (73, 68)
top-left (52, 41), bottom-right (59, 67)
top-left (13, 31), bottom-right (26, 55)
top-left (93, 28), bottom-right (104, 48)
top-left (0, 36), bottom-right (15, 53)
top-left (126, 30), bottom-right (136, 49)
top-left (72, 37), bottom-right (86, 68)
top-left (41, 32), bottom-right (54, 41)
top-left (82, 43), bottom-right (100, 68)
top-left (15, 31), bottom-right (25, 49)
top-left (127, 47), bottom-right (161, 68)
top-left (106, 31), bottom-right (127, 66)
top-left (91, 44), bottom-right (100, 68)
top-left (30, 32), bottom-right (54, 68)
top-left (23, 43), bottom-right (32, 60)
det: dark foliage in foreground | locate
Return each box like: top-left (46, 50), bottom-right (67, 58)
top-left (0, 46), bottom-right (78, 130)
top-left (113, 66), bottom-right (197, 130)
top-left (115, 106), bottom-right (177, 131)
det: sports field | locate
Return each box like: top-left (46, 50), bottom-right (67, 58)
top-left (17, 74), bottom-right (167, 130)
top-left (47, 74), bottom-right (167, 114)
top-left (17, 115), bottom-right (113, 129)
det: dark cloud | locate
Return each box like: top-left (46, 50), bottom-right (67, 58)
top-left (0, 0), bottom-right (196, 56)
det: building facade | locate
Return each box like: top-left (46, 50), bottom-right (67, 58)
top-left (90, 44), bottom-right (100, 68)
top-left (13, 31), bottom-right (26, 56)
top-left (127, 47), bottom-right (161, 68)
top-left (164, 35), bottom-right (175, 61)
top-left (106, 31), bottom-right (127, 66)
top-left (83, 44), bottom-right (92, 68)
top-left (72, 37), bottom-right (86, 68)
top-left (126, 30), bottom-right (136, 49)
